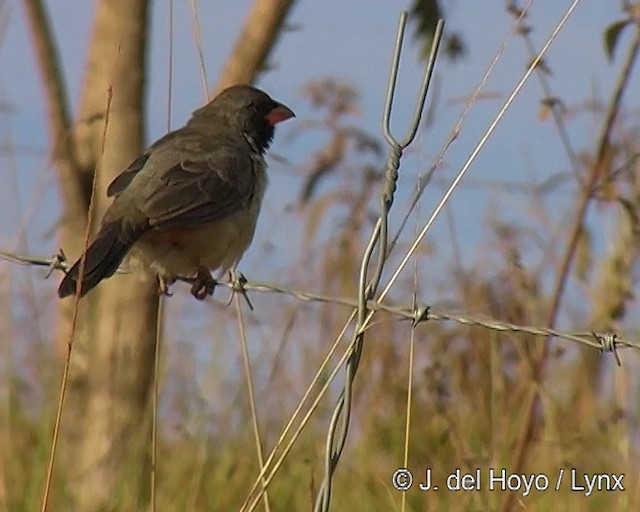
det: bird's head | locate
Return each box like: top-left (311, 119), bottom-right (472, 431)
top-left (191, 84), bottom-right (295, 154)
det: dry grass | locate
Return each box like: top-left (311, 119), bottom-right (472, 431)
top-left (1, 1), bottom-right (640, 511)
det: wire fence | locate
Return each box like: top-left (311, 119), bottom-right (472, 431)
top-left (2, 3), bottom-right (640, 511)
top-left (1, 248), bottom-right (636, 360)
top-left (312, 14), bottom-right (443, 512)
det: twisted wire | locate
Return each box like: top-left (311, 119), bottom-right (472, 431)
top-left (314, 13), bottom-right (444, 512)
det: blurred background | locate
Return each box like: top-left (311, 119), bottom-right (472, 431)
top-left (0, 0), bottom-right (639, 510)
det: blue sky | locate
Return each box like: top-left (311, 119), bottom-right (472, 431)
top-left (1, 1), bottom-right (638, 393)
top-left (1, 0), bottom-right (631, 253)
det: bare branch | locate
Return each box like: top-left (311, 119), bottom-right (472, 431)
top-left (214, 0), bottom-right (297, 93)
top-left (501, 23), bottom-right (640, 512)
top-left (21, 0), bottom-right (87, 232)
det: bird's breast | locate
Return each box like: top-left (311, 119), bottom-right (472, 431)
top-left (126, 158), bottom-right (268, 281)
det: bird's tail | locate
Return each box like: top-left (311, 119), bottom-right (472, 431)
top-left (58, 221), bottom-right (143, 298)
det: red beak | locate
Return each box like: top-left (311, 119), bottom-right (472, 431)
top-left (265, 103), bottom-right (295, 125)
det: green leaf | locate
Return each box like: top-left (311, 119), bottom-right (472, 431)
top-left (409, 0), bottom-right (466, 62)
top-left (604, 19), bottom-right (631, 62)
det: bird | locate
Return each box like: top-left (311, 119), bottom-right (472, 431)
top-left (58, 84), bottom-right (294, 300)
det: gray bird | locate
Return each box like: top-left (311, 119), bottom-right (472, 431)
top-left (58, 84), bottom-right (294, 300)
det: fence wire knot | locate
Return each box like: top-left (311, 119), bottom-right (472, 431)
top-left (411, 304), bottom-right (431, 327)
top-left (46, 249), bottom-right (68, 278)
top-left (229, 271), bottom-right (254, 311)
top-left (593, 331), bottom-right (621, 366)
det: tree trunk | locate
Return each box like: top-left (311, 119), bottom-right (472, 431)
top-left (66, 2), bottom-right (154, 510)
top-left (25, 0), bottom-right (296, 508)
top-left (25, 0), bottom-right (153, 508)
top-left (214, 0), bottom-right (298, 93)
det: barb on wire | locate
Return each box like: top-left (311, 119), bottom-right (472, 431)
top-left (4, 247), bottom-right (638, 358)
top-left (313, 13), bottom-right (444, 512)
top-left (0, 248), bottom-right (68, 272)
top-left (210, 282), bottom-right (639, 357)
top-left (593, 332), bottom-right (622, 366)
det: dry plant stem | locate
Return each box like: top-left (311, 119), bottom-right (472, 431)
top-left (401, 273), bottom-right (419, 512)
top-left (20, 4), bottom-right (89, 504)
top-left (401, 330), bottom-right (415, 512)
top-left (389, 0), bottom-right (534, 255)
top-left (400, 136), bottom-right (425, 512)
top-left (519, 26), bottom-right (581, 182)
top-left (150, 296), bottom-right (164, 512)
top-left (21, 0), bottom-right (86, 246)
top-left (313, 17), bottom-right (444, 512)
top-left (22, 0), bottom-right (90, 398)
top-left (234, 295), bottom-right (272, 512)
top-left (500, 26), bottom-right (640, 512)
top-left (150, 2), bottom-right (174, 508)
top-left (213, 0), bottom-right (297, 93)
top-left (67, 1), bottom-right (153, 507)
top-left (40, 88), bottom-right (112, 512)
top-left (166, 0), bottom-right (174, 132)
top-left (188, 0), bottom-right (209, 100)
top-left (242, 315), bottom-right (361, 512)
top-left (375, 0), bottom-right (581, 324)
top-left (189, 1), bottom-right (297, 500)
top-left (613, 367), bottom-right (630, 510)
top-left (239, 312), bottom-right (357, 512)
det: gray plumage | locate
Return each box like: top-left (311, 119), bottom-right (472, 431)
top-left (59, 85), bottom-right (294, 299)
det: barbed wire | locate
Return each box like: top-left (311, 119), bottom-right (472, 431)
top-left (2, 5), bottom-right (636, 512)
top-left (1, 9), bottom-right (637, 506)
top-left (230, 281), bottom-right (635, 368)
top-left (0, 248), bottom-right (69, 277)
top-left (2, 240), bottom-right (637, 511)
top-left (2, 247), bottom-right (635, 361)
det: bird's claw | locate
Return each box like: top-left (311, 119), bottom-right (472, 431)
top-left (191, 267), bottom-right (217, 300)
top-left (158, 276), bottom-right (174, 297)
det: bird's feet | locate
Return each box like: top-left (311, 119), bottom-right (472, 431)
top-left (191, 266), bottom-right (217, 300)
top-left (157, 276), bottom-right (174, 297)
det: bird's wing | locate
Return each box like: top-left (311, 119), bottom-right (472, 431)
top-left (142, 145), bottom-right (257, 230)
top-left (107, 154), bottom-right (150, 197)
top-left (106, 132), bottom-right (180, 197)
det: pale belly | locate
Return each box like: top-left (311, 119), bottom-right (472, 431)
top-left (125, 204), bottom-right (261, 282)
